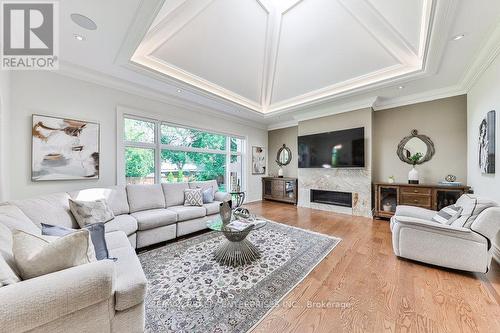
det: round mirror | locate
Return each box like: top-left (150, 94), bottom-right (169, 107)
top-left (397, 130), bottom-right (435, 165)
top-left (276, 144), bottom-right (292, 167)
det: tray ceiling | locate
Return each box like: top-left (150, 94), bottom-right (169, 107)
top-left (132, 0), bottom-right (433, 114)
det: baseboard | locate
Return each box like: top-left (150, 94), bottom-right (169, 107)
top-left (493, 244), bottom-right (500, 264)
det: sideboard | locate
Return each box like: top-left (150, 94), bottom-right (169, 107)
top-left (262, 177), bottom-right (298, 204)
top-left (373, 182), bottom-right (471, 219)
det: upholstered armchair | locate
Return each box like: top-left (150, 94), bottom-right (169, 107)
top-left (390, 203), bottom-right (500, 273)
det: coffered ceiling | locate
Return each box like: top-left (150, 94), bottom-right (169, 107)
top-left (132, 0), bottom-right (433, 114)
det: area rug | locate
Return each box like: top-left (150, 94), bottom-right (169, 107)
top-left (139, 220), bottom-right (341, 333)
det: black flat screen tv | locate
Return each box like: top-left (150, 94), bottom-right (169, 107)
top-left (298, 127), bottom-right (365, 168)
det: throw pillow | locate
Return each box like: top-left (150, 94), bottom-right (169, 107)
top-left (431, 205), bottom-right (462, 224)
top-left (41, 223), bottom-right (109, 260)
top-left (0, 222), bottom-right (20, 287)
top-left (12, 229), bottom-right (96, 280)
top-left (69, 199), bottom-right (115, 228)
top-left (451, 194), bottom-right (498, 228)
top-left (202, 187), bottom-right (214, 203)
top-left (0, 256), bottom-right (20, 287)
top-left (184, 189), bottom-right (203, 206)
top-left (0, 204), bottom-right (41, 235)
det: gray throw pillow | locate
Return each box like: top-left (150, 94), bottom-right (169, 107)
top-left (202, 187), bottom-right (214, 203)
top-left (41, 223), bottom-right (109, 261)
top-left (431, 205), bottom-right (462, 224)
top-left (69, 199), bottom-right (115, 228)
top-left (184, 189), bottom-right (203, 206)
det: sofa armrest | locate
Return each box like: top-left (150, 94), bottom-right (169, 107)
top-left (214, 191), bottom-right (231, 202)
top-left (0, 260), bottom-right (115, 333)
top-left (395, 205), bottom-right (437, 220)
top-left (471, 207), bottom-right (500, 245)
top-left (394, 216), bottom-right (472, 234)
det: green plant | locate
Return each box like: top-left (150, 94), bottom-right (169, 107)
top-left (409, 152), bottom-right (424, 165)
top-left (166, 172), bottom-right (175, 183)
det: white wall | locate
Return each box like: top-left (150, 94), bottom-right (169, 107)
top-left (467, 52), bottom-right (500, 259)
top-left (6, 71), bottom-right (267, 202)
top-left (0, 70), bottom-right (10, 202)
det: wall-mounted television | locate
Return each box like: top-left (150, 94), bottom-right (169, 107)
top-left (298, 127), bottom-right (365, 168)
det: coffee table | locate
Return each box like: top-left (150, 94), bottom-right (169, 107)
top-left (207, 216), bottom-right (267, 267)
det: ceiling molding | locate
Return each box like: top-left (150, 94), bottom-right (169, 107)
top-left (338, 0), bottom-right (418, 65)
top-left (267, 119), bottom-right (299, 131)
top-left (57, 61), bottom-right (268, 130)
top-left (460, 21), bottom-right (500, 92)
top-left (291, 96), bottom-right (378, 122)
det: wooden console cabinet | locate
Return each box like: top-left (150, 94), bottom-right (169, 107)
top-left (262, 177), bottom-right (298, 204)
top-left (374, 182), bottom-right (470, 219)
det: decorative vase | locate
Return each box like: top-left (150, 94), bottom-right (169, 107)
top-left (278, 167), bottom-right (284, 177)
top-left (408, 166), bottom-right (419, 184)
top-left (219, 200), bottom-right (232, 226)
top-left (383, 203), bottom-right (392, 212)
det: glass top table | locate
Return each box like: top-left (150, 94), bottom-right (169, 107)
top-left (207, 216), bottom-right (267, 267)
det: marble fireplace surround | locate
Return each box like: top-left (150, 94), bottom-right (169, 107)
top-left (297, 168), bottom-right (372, 217)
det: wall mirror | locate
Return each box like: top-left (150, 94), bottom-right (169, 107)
top-left (276, 144), bottom-right (292, 167)
top-left (397, 129), bottom-right (435, 165)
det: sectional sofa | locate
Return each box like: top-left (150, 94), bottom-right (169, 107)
top-left (0, 180), bottom-right (230, 333)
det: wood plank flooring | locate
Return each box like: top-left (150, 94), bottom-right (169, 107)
top-left (245, 201), bottom-right (500, 333)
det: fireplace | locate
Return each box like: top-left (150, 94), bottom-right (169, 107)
top-left (310, 189), bottom-right (352, 207)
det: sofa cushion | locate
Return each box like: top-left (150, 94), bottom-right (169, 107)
top-left (126, 184), bottom-right (165, 213)
top-left (69, 186), bottom-right (130, 215)
top-left (0, 204), bottom-right (40, 234)
top-left (12, 229), bottom-right (96, 279)
top-left (167, 205), bottom-right (206, 222)
top-left (204, 201), bottom-right (222, 215)
top-left (0, 255), bottom-right (19, 287)
top-left (452, 194), bottom-right (498, 228)
top-left (105, 214), bottom-right (138, 236)
top-left (106, 231), bottom-right (147, 311)
top-left (69, 199), bottom-right (115, 228)
top-left (0, 223), bottom-right (20, 287)
top-left (189, 180), bottom-right (219, 193)
top-left (10, 192), bottom-right (78, 229)
top-left (161, 182), bottom-right (189, 207)
top-left (131, 209), bottom-right (177, 231)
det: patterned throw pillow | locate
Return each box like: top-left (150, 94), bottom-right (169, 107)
top-left (431, 205), bottom-right (462, 224)
top-left (184, 189), bottom-right (203, 206)
top-left (202, 187), bottom-right (214, 203)
top-left (69, 199), bottom-right (115, 228)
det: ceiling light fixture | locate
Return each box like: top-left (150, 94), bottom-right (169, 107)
top-left (452, 34), bottom-right (465, 41)
top-left (177, 89), bottom-right (182, 93)
top-left (71, 13), bottom-right (97, 30)
top-left (74, 34), bottom-right (85, 41)
top-left (398, 85), bottom-right (404, 89)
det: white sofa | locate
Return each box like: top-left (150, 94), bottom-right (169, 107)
top-left (0, 180), bottom-right (230, 333)
top-left (390, 198), bottom-right (500, 273)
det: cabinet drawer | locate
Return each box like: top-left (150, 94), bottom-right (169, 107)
top-left (400, 187), bottom-right (432, 195)
top-left (400, 194), bottom-right (432, 207)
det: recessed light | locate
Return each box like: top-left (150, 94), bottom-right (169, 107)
top-left (398, 85), bottom-right (404, 89)
top-left (71, 13), bottom-right (97, 30)
top-left (177, 89), bottom-right (182, 93)
top-left (452, 34), bottom-right (465, 41)
top-left (74, 34), bottom-right (85, 41)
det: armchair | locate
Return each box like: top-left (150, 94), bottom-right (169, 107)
top-left (391, 205), bottom-right (500, 273)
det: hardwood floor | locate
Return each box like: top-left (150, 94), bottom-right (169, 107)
top-left (245, 201), bottom-right (500, 333)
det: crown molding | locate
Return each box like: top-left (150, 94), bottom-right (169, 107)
top-left (57, 61), bottom-right (268, 130)
top-left (291, 96), bottom-right (378, 122)
top-left (267, 119), bottom-right (299, 131)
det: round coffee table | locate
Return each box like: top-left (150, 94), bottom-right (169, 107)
top-left (207, 217), bottom-right (267, 267)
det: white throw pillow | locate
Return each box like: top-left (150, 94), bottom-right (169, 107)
top-left (69, 199), bottom-right (115, 228)
top-left (431, 204), bottom-right (462, 224)
top-left (12, 229), bottom-right (96, 280)
top-left (184, 189), bottom-right (203, 206)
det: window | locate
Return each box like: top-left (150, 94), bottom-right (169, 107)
top-left (123, 117), bottom-right (245, 190)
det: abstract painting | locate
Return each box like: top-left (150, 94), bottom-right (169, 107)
top-left (479, 110), bottom-right (495, 174)
top-left (32, 115), bottom-right (99, 181)
top-left (252, 146), bottom-right (266, 175)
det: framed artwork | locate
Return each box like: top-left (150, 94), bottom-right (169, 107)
top-left (479, 110), bottom-right (495, 174)
top-left (252, 146), bottom-right (266, 175)
top-left (32, 114), bottom-right (100, 181)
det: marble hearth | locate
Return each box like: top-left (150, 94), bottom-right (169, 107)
top-left (298, 168), bottom-right (372, 217)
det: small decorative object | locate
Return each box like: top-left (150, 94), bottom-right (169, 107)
top-left (397, 129), bottom-right (435, 165)
top-left (383, 203), bottom-right (392, 212)
top-left (388, 176), bottom-right (395, 184)
top-left (233, 207), bottom-right (250, 219)
top-left (479, 110), bottom-right (495, 174)
top-left (445, 174), bottom-right (457, 182)
top-left (32, 115), bottom-right (100, 181)
top-left (252, 146), bottom-right (266, 175)
top-left (219, 200), bottom-right (232, 226)
top-left (408, 152), bottom-right (423, 184)
top-left (275, 144), bottom-right (292, 178)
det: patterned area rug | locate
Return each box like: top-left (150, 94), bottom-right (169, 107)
top-left (139, 220), bottom-right (341, 333)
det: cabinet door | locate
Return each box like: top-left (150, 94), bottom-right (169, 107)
top-left (263, 180), bottom-right (272, 197)
top-left (271, 180), bottom-right (284, 198)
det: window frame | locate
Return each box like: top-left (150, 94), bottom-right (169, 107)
top-left (118, 109), bottom-right (246, 191)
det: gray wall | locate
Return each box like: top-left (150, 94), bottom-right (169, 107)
top-left (268, 126), bottom-right (298, 177)
top-left (373, 95), bottom-right (467, 184)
